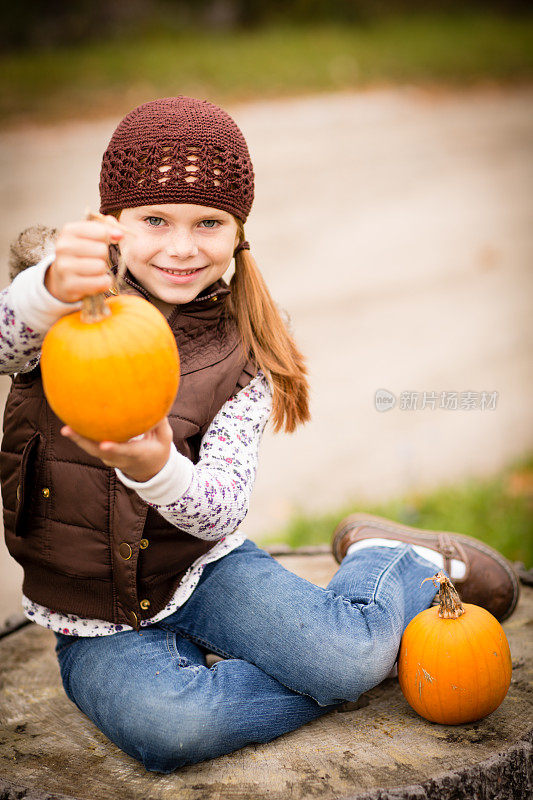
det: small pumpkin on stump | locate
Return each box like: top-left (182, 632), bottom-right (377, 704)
top-left (41, 292), bottom-right (180, 442)
top-left (397, 572), bottom-right (512, 725)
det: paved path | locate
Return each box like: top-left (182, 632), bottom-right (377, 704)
top-left (1, 86), bottom-right (532, 616)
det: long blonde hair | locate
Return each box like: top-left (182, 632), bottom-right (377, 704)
top-left (227, 219), bottom-right (310, 434)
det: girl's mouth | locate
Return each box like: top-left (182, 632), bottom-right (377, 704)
top-left (153, 265), bottom-right (207, 284)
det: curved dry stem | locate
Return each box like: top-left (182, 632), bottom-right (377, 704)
top-left (80, 294), bottom-right (111, 323)
top-left (422, 571), bottom-right (465, 619)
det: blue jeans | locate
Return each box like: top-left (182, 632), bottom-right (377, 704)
top-left (54, 539), bottom-right (439, 773)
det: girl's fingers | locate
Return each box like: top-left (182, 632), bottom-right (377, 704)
top-left (60, 426), bottom-right (102, 456)
top-left (54, 257), bottom-right (113, 274)
top-left (60, 220), bottom-right (123, 243)
top-left (99, 441), bottom-right (126, 453)
top-left (62, 426), bottom-right (116, 449)
top-left (103, 214), bottom-right (128, 232)
top-left (67, 435), bottom-right (139, 456)
top-left (56, 238), bottom-right (111, 260)
top-left (55, 275), bottom-right (113, 303)
top-left (61, 427), bottom-right (126, 461)
top-left (135, 418), bottom-right (173, 448)
top-left (62, 424), bottom-right (171, 479)
top-left (99, 436), bottom-right (158, 455)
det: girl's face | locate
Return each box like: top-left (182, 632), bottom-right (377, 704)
top-left (118, 204), bottom-right (240, 304)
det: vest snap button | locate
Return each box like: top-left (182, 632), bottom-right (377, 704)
top-left (119, 542), bottom-right (132, 560)
top-left (129, 610), bottom-right (138, 626)
top-left (140, 599), bottom-right (151, 610)
top-left (139, 538), bottom-right (149, 550)
top-left (41, 487), bottom-right (50, 498)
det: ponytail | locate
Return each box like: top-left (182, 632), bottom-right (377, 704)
top-left (227, 221), bottom-right (311, 434)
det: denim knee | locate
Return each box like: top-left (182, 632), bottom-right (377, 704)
top-left (137, 724), bottom-right (206, 773)
top-left (126, 692), bottom-right (229, 772)
top-left (301, 629), bottom-right (401, 706)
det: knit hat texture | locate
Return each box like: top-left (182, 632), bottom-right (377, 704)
top-left (100, 96), bottom-right (254, 222)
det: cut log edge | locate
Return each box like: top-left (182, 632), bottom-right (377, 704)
top-left (0, 730), bottom-right (531, 800)
top-left (345, 728), bottom-right (533, 800)
top-left (0, 776), bottom-right (76, 800)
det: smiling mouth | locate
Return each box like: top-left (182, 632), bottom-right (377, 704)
top-left (154, 265), bottom-right (206, 276)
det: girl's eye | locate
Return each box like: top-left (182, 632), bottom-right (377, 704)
top-left (199, 220), bottom-right (219, 229)
top-left (145, 216), bottom-right (165, 227)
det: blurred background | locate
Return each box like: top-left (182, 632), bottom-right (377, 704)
top-left (1, 1), bottom-right (532, 617)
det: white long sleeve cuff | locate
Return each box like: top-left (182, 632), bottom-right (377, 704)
top-left (9, 255), bottom-right (81, 334)
top-left (115, 443), bottom-right (194, 505)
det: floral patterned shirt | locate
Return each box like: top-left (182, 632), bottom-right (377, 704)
top-left (2, 257), bottom-right (273, 636)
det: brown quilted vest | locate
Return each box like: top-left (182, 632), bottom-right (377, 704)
top-left (1, 271), bottom-right (256, 629)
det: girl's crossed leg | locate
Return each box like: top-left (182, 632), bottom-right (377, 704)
top-left (55, 539), bottom-right (439, 772)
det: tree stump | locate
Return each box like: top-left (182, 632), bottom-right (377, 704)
top-left (0, 548), bottom-right (531, 800)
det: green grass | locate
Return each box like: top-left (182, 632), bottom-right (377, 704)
top-left (258, 453), bottom-right (533, 569)
top-left (1, 11), bottom-right (533, 126)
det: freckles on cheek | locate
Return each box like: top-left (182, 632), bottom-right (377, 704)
top-left (126, 246), bottom-right (152, 267)
top-left (215, 241), bottom-right (236, 262)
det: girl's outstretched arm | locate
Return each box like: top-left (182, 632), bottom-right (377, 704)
top-left (0, 255), bottom-right (81, 375)
top-left (116, 371), bottom-right (273, 540)
top-left (0, 217), bottom-right (121, 376)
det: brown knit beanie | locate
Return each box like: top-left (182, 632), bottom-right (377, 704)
top-left (99, 96), bottom-right (254, 222)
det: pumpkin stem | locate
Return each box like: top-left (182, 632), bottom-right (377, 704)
top-left (84, 207), bottom-right (129, 299)
top-left (421, 571), bottom-right (465, 619)
top-left (80, 294), bottom-right (111, 323)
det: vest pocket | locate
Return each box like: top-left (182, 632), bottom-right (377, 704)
top-left (14, 430), bottom-right (42, 537)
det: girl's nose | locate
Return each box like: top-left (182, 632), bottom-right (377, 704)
top-left (165, 231), bottom-right (199, 259)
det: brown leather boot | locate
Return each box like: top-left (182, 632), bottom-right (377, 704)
top-left (331, 512), bottom-right (520, 622)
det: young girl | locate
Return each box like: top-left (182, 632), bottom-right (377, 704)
top-left (1, 96), bottom-right (519, 773)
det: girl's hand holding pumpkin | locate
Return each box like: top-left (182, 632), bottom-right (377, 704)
top-left (60, 417), bottom-right (174, 483)
top-left (45, 218), bottom-right (123, 304)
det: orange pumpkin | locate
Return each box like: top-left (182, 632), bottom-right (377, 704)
top-left (41, 293), bottom-right (180, 442)
top-left (397, 572), bottom-right (512, 725)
